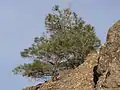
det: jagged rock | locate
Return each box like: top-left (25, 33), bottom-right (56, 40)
top-left (96, 20), bottom-right (120, 90)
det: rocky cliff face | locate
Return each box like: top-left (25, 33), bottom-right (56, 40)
top-left (95, 20), bottom-right (120, 90)
top-left (23, 20), bottom-right (120, 90)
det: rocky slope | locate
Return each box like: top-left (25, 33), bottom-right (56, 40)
top-left (23, 50), bottom-right (99, 90)
top-left (23, 20), bottom-right (120, 90)
top-left (95, 20), bottom-right (120, 90)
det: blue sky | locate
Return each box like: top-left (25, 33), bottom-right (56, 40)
top-left (0, 0), bottom-right (120, 90)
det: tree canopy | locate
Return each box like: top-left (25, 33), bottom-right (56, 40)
top-left (12, 5), bottom-right (101, 80)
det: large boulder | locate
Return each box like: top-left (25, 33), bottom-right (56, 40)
top-left (96, 20), bottom-right (120, 90)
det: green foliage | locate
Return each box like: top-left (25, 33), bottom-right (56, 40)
top-left (13, 5), bottom-right (101, 79)
top-left (12, 60), bottom-right (53, 78)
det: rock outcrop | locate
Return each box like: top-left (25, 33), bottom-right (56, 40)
top-left (23, 20), bottom-right (120, 90)
top-left (95, 20), bottom-right (120, 90)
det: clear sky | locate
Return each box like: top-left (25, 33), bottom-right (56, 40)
top-left (0, 0), bottom-right (120, 90)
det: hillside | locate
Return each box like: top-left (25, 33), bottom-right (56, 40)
top-left (23, 20), bottom-right (120, 90)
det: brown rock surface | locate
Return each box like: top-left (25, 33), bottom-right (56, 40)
top-left (96, 20), bottom-right (120, 90)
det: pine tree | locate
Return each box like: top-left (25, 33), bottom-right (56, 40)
top-left (12, 5), bottom-right (101, 80)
